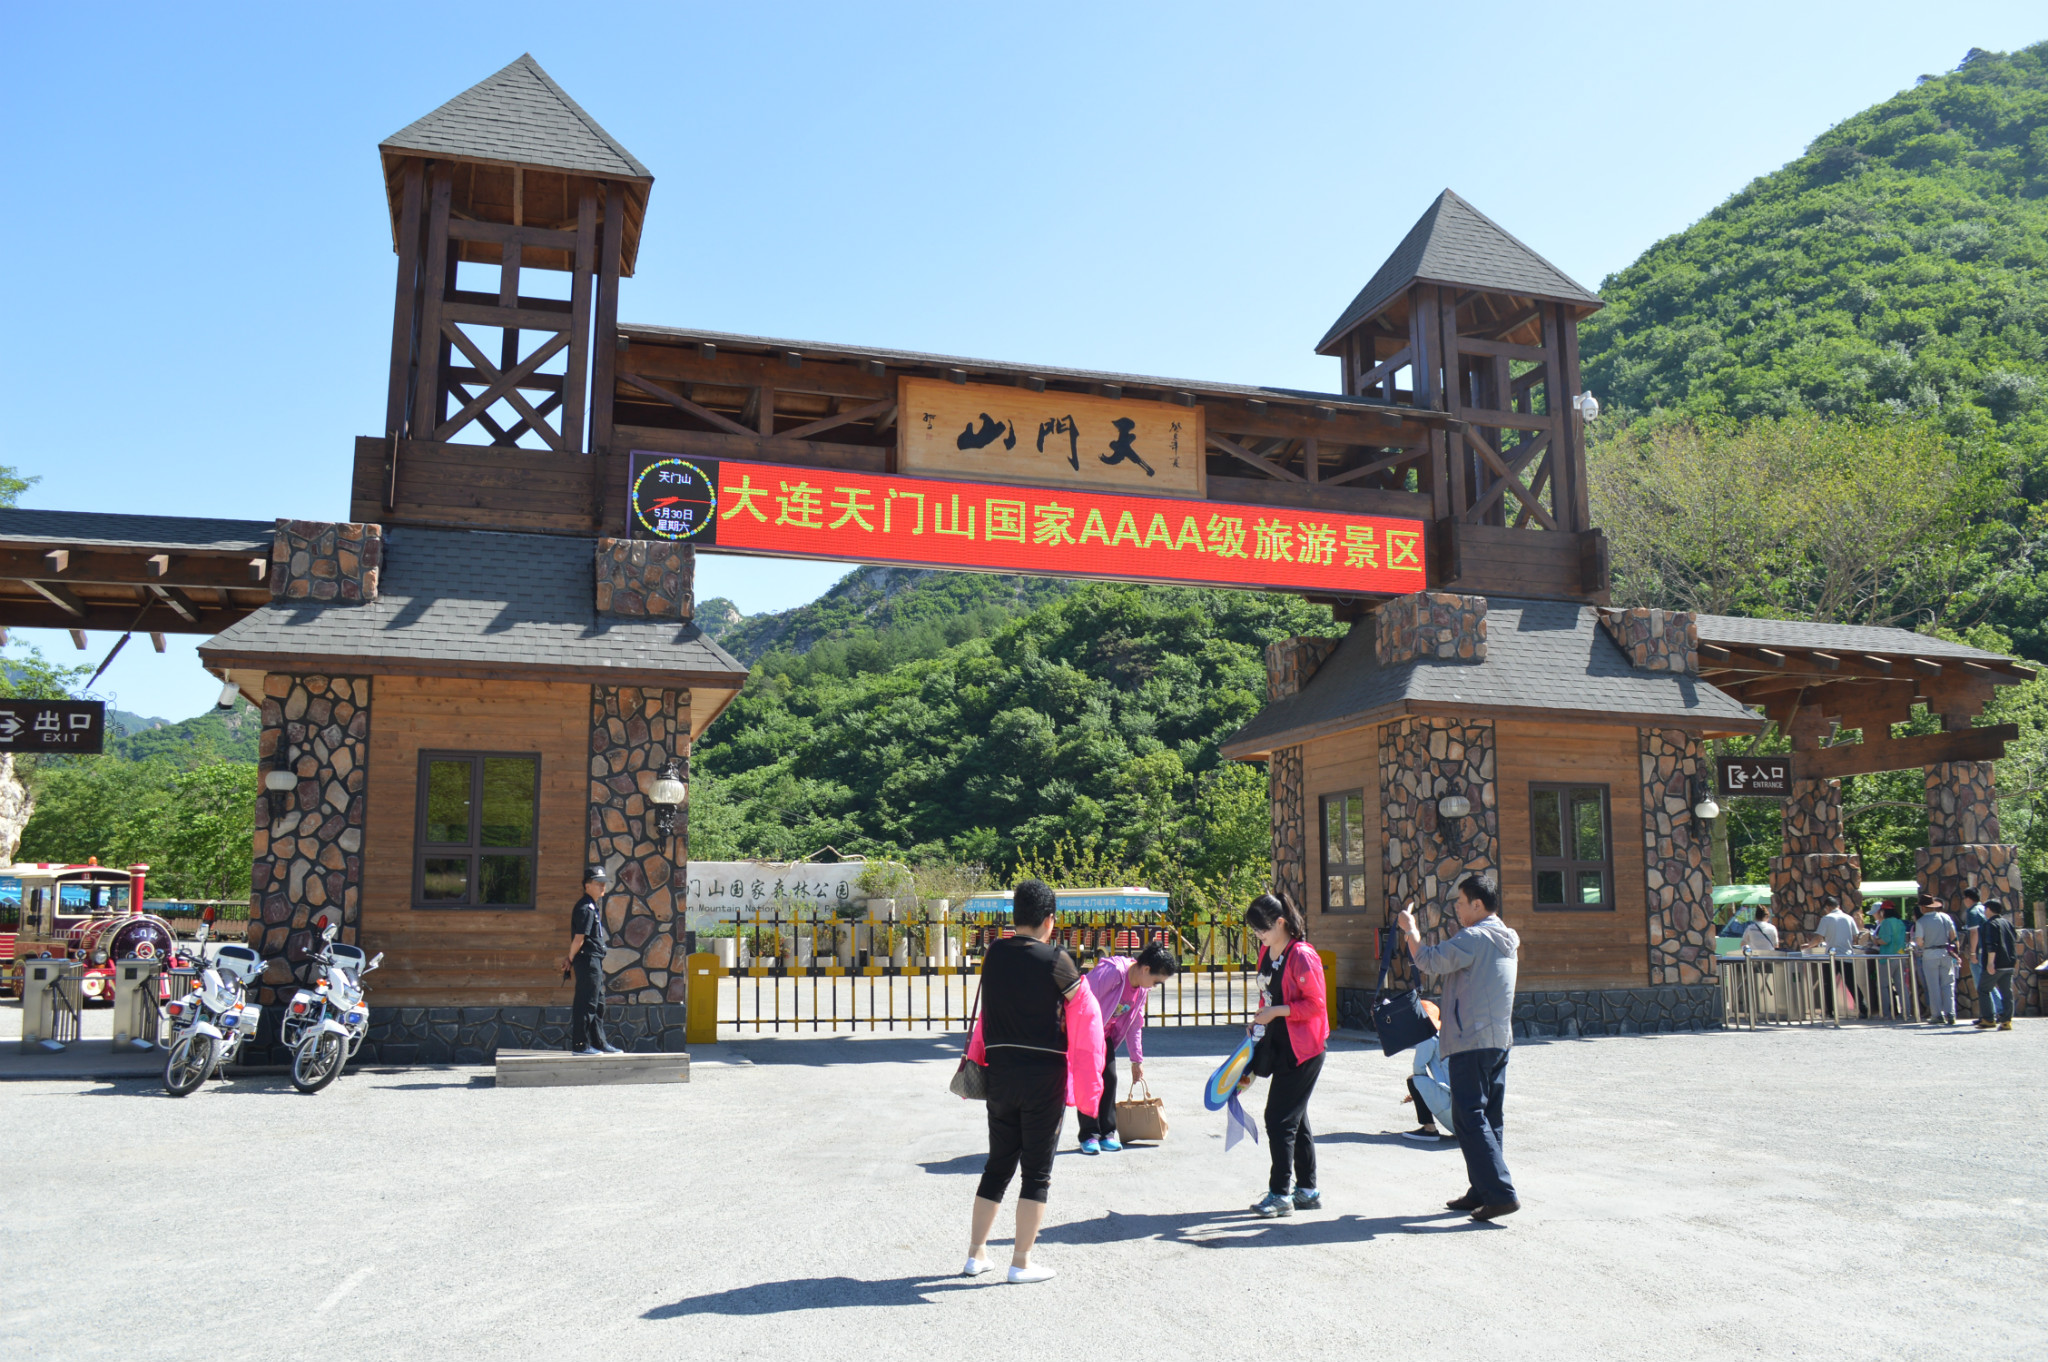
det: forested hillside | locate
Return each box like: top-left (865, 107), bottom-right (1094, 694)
top-left (696, 566), bottom-right (1077, 667)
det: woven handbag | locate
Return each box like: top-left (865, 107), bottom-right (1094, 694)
top-left (948, 972), bottom-right (987, 1100)
top-left (1370, 924), bottom-right (1438, 1058)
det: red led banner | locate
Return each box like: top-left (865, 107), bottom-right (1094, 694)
top-left (630, 453), bottom-right (1428, 594)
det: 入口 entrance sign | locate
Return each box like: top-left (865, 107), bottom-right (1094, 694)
top-left (897, 378), bottom-right (1204, 497)
top-left (640, 454), bottom-right (1429, 595)
top-left (1717, 756), bottom-right (1792, 798)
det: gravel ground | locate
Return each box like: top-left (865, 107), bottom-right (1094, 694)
top-left (3, 1021), bottom-right (2042, 1361)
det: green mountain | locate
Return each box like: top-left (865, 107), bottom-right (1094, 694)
top-left (689, 581), bottom-right (1330, 881)
top-left (696, 565), bottom-right (1079, 668)
top-left (107, 698), bottom-right (261, 765)
top-left (1582, 43), bottom-right (2048, 449)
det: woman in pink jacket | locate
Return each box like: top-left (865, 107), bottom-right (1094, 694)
top-left (962, 880), bottom-right (1103, 1284)
top-left (1246, 891), bottom-right (1329, 1218)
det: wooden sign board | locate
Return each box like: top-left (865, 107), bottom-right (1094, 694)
top-left (897, 378), bottom-right (1204, 498)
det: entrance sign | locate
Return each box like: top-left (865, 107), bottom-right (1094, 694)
top-left (0, 700), bottom-right (104, 753)
top-left (671, 456), bottom-right (1429, 596)
top-left (628, 455), bottom-right (718, 540)
top-left (897, 377), bottom-right (1205, 497)
top-left (1717, 756), bottom-right (1791, 797)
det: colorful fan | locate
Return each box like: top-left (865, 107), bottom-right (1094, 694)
top-left (1202, 1036), bottom-right (1256, 1111)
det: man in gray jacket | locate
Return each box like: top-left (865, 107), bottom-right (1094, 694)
top-left (1399, 875), bottom-right (1521, 1221)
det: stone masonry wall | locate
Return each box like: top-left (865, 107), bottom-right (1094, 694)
top-left (1926, 760), bottom-right (2001, 846)
top-left (1375, 591), bottom-right (1488, 667)
top-left (588, 686), bottom-right (691, 1006)
top-left (1264, 636), bottom-right (1340, 702)
top-left (1600, 608), bottom-right (1698, 674)
top-left (271, 520), bottom-right (382, 603)
top-left (1380, 718), bottom-right (1498, 966)
top-left (1269, 745), bottom-right (1307, 911)
top-left (249, 675), bottom-right (372, 1009)
top-left (361, 1003), bottom-right (689, 1064)
top-left (1638, 728), bottom-right (1717, 986)
top-left (1768, 776), bottom-right (1858, 938)
top-left (595, 538), bottom-right (695, 620)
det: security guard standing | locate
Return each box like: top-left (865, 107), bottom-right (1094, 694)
top-left (561, 865), bottom-right (621, 1055)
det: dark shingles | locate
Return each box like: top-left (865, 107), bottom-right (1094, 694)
top-left (0, 509), bottom-right (273, 552)
top-left (1223, 597), bottom-right (1759, 756)
top-left (1693, 614), bottom-right (2010, 661)
top-left (380, 53), bottom-right (650, 181)
top-left (1316, 190), bottom-right (1602, 354)
top-left (201, 527), bottom-right (745, 680)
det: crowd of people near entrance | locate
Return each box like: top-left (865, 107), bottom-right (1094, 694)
top-left (1715, 885), bottom-right (2032, 1029)
top-left (958, 874), bottom-right (1520, 1284)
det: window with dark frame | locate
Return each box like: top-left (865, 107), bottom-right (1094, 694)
top-left (1530, 783), bottom-right (1613, 911)
top-left (414, 752), bottom-right (541, 909)
top-left (1320, 790), bottom-right (1370, 913)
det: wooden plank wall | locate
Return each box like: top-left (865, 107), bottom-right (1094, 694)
top-left (1493, 718), bottom-right (1648, 990)
top-left (360, 675), bottom-right (591, 1007)
top-left (1300, 726), bottom-right (1383, 991)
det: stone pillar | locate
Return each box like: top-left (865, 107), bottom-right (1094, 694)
top-left (595, 538), bottom-right (694, 618)
top-left (1915, 759), bottom-right (2022, 1014)
top-left (1600, 608), bottom-right (1698, 673)
top-left (587, 685), bottom-right (690, 1006)
top-left (1262, 637), bottom-right (1337, 912)
top-left (1767, 778), bottom-right (1860, 938)
top-left (1375, 591), bottom-right (1487, 666)
top-left (1638, 728), bottom-right (1716, 985)
top-left (1379, 718), bottom-right (1499, 955)
top-left (249, 675), bottom-right (372, 1007)
top-left (271, 520), bottom-right (383, 602)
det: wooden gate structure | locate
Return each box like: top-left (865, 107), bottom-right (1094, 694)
top-left (0, 53), bottom-right (2034, 1054)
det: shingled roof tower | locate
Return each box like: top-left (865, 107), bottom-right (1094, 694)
top-left (1318, 191), bottom-right (1607, 592)
top-left (377, 53), bottom-right (653, 520)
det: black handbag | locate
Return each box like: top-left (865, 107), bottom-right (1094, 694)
top-left (1370, 925), bottom-right (1438, 1058)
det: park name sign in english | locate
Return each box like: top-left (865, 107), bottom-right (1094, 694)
top-left (628, 452), bottom-right (1428, 596)
top-left (0, 699), bottom-right (104, 754)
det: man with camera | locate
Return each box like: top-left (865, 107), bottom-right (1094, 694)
top-left (1398, 875), bottom-right (1521, 1222)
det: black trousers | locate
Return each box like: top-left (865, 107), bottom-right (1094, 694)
top-left (571, 955), bottom-right (608, 1051)
top-left (1407, 1077), bottom-right (1438, 1127)
top-left (1447, 1048), bottom-right (1515, 1205)
top-left (1076, 1050), bottom-right (1120, 1139)
top-left (977, 1062), bottom-right (1067, 1205)
top-left (1265, 1052), bottom-right (1323, 1195)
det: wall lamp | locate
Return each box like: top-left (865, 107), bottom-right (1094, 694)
top-left (650, 761), bottom-right (686, 837)
top-left (1436, 785), bottom-right (1472, 850)
top-left (1691, 775), bottom-right (1721, 825)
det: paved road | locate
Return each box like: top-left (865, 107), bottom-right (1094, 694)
top-left (4, 1022), bottom-right (2041, 1360)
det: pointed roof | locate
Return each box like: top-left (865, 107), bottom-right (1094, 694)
top-left (1316, 190), bottom-right (1601, 355)
top-left (381, 53), bottom-right (651, 181)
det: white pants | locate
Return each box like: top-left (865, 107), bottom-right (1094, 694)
top-left (1920, 952), bottom-right (1958, 1019)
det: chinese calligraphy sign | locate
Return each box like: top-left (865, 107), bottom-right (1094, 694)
top-left (897, 378), bottom-right (1204, 497)
top-left (0, 699), bottom-right (104, 753)
top-left (665, 454), bottom-right (1428, 595)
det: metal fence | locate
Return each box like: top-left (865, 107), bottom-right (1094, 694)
top-left (710, 910), bottom-right (1262, 1034)
top-left (1719, 953), bottom-right (1923, 1029)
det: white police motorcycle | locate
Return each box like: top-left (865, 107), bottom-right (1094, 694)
top-left (280, 918), bottom-right (381, 1094)
top-left (162, 912), bottom-right (265, 1097)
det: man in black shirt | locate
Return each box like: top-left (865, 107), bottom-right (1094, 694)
top-left (1973, 899), bottom-right (2020, 1031)
top-left (965, 878), bottom-right (1082, 1285)
top-left (561, 865), bottom-right (620, 1055)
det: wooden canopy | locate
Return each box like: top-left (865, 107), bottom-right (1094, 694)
top-left (0, 511), bottom-right (274, 644)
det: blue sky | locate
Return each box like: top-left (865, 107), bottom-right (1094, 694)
top-left (4, 1), bottom-right (2042, 719)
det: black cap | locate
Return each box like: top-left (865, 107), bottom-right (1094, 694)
top-left (586, 864), bottom-right (608, 883)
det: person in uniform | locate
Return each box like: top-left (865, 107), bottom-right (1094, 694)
top-left (561, 865), bottom-right (620, 1055)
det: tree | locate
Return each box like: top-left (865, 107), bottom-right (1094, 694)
top-left (0, 641), bottom-right (88, 862)
top-left (0, 463), bottom-right (37, 508)
top-left (128, 762), bottom-right (258, 901)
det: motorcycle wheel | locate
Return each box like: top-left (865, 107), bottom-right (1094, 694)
top-left (291, 1032), bottom-right (345, 1094)
top-left (164, 1033), bottom-right (216, 1098)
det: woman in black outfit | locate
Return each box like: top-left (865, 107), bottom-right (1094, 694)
top-left (1244, 891), bottom-right (1330, 1218)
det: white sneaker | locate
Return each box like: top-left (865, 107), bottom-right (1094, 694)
top-left (601, 1043), bottom-right (624, 1054)
top-left (575, 1046), bottom-right (602, 1056)
top-left (1007, 1264), bottom-right (1055, 1284)
top-left (962, 1257), bottom-right (993, 1277)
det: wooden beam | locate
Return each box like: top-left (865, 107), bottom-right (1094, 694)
top-left (249, 558), bottom-right (268, 584)
top-left (1353, 346), bottom-right (1412, 396)
top-left (410, 167), bottom-right (454, 440)
top-left (385, 159), bottom-right (425, 437)
top-left (618, 374), bottom-right (756, 438)
top-left (148, 584), bottom-right (201, 625)
top-left (145, 554), bottom-right (170, 578)
top-left (775, 398), bottom-right (896, 442)
top-left (69, 629), bottom-right (86, 650)
top-left (1207, 432), bottom-right (1306, 484)
top-left (1462, 428), bottom-right (1557, 531)
top-left (23, 579), bottom-right (85, 617)
top-left (561, 190), bottom-right (596, 454)
top-left (434, 331), bottom-right (571, 442)
top-left (1802, 724), bottom-right (2018, 780)
top-left (440, 324), bottom-right (564, 450)
top-left (1911, 657), bottom-right (1943, 676)
top-left (1323, 447), bottom-right (1423, 487)
top-left (589, 179), bottom-right (626, 523)
top-left (0, 598), bottom-right (247, 635)
top-left (0, 549), bottom-right (266, 592)
top-left (1453, 336), bottom-right (1545, 362)
top-left (150, 632), bottom-right (166, 653)
top-left (43, 550), bottom-right (68, 574)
